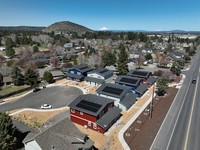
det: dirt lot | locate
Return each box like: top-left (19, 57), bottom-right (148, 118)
top-left (124, 87), bottom-right (178, 150)
top-left (12, 107), bottom-right (68, 130)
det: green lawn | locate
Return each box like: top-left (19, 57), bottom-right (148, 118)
top-left (0, 85), bottom-right (30, 96)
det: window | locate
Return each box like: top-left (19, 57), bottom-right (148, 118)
top-left (80, 112), bottom-right (83, 115)
top-left (88, 121), bottom-right (91, 126)
top-left (70, 70), bottom-right (74, 74)
top-left (93, 123), bottom-right (97, 129)
top-left (77, 72), bottom-right (81, 75)
top-left (71, 109), bottom-right (75, 113)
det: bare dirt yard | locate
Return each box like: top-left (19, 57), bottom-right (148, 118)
top-left (124, 87), bottom-right (178, 150)
top-left (12, 107), bottom-right (68, 130)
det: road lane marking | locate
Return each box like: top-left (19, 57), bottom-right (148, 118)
top-left (184, 74), bottom-right (199, 150)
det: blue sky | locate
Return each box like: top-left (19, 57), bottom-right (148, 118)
top-left (0, 0), bottom-right (200, 31)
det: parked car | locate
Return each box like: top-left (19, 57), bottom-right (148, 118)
top-left (41, 104), bottom-right (52, 109)
top-left (33, 88), bottom-right (41, 92)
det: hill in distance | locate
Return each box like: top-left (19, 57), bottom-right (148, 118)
top-left (0, 26), bottom-right (45, 31)
top-left (43, 21), bottom-right (94, 33)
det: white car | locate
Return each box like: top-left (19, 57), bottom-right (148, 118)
top-left (41, 104), bottom-right (52, 109)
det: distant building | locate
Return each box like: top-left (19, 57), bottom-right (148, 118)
top-left (69, 94), bottom-right (121, 134)
top-left (127, 70), bottom-right (152, 82)
top-left (64, 43), bottom-right (73, 49)
top-left (23, 118), bottom-right (94, 150)
top-left (146, 76), bottom-right (157, 88)
top-left (63, 66), bottom-right (93, 82)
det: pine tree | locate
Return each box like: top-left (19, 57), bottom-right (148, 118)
top-left (0, 113), bottom-right (17, 150)
top-left (24, 68), bottom-right (38, 86)
top-left (43, 71), bottom-right (54, 83)
top-left (117, 45), bottom-right (129, 75)
top-left (11, 66), bottom-right (24, 86)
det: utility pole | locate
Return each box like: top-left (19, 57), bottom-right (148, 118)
top-left (149, 84), bottom-right (155, 119)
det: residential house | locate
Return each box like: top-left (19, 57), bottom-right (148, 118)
top-left (127, 70), bottom-right (152, 82)
top-left (23, 118), bottom-right (94, 150)
top-left (96, 83), bottom-right (137, 111)
top-left (146, 76), bottom-right (157, 88)
top-left (85, 68), bottom-right (113, 86)
top-left (115, 75), bottom-right (142, 91)
top-left (69, 94), bottom-right (121, 134)
top-left (135, 83), bottom-right (148, 97)
top-left (63, 66), bottom-right (93, 82)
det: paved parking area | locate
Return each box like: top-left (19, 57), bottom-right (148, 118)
top-left (0, 86), bottom-right (82, 112)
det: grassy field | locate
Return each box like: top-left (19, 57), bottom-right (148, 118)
top-left (0, 85), bottom-right (29, 96)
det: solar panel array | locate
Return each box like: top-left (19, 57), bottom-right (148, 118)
top-left (120, 77), bottom-right (138, 85)
top-left (79, 66), bottom-right (88, 70)
top-left (102, 86), bottom-right (123, 95)
top-left (76, 100), bottom-right (102, 113)
top-left (99, 69), bottom-right (108, 74)
top-left (132, 71), bottom-right (148, 77)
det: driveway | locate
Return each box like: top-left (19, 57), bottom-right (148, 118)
top-left (0, 86), bottom-right (82, 112)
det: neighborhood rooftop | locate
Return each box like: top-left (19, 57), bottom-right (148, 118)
top-left (84, 76), bottom-right (105, 84)
top-left (75, 65), bottom-right (93, 73)
top-left (127, 70), bottom-right (151, 78)
top-left (146, 76), bottom-right (157, 85)
top-left (23, 118), bottom-right (94, 150)
top-left (115, 75), bottom-right (142, 87)
top-left (96, 83), bottom-right (131, 99)
top-left (68, 94), bottom-right (114, 116)
top-left (120, 92), bottom-right (137, 110)
top-left (88, 68), bottom-right (113, 79)
top-left (96, 107), bottom-right (121, 130)
top-left (136, 83), bottom-right (148, 95)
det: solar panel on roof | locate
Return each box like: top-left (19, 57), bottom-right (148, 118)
top-left (132, 71), bottom-right (149, 77)
top-left (120, 77), bottom-right (138, 85)
top-left (79, 66), bottom-right (88, 70)
top-left (99, 69), bottom-right (108, 74)
top-left (102, 86), bottom-right (123, 95)
top-left (76, 100), bottom-right (102, 113)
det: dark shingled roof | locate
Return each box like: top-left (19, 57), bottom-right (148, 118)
top-left (23, 118), bottom-right (94, 150)
top-left (120, 93), bottom-right (137, 109)
top-left (96, 106), bottom-right (121, 130)
top-left (96, 83), bottom-right (131, 99)
top-left (66, 73), bottom-right (84, 80)
top-left (87, 68), bottom-right (113, 79)
top-left (146, 76), bottom-right (157, 85)
top-left (115, 75), bottom-right (142, 87)
top-left (85, 76), bottom-right (105, 84)
top-left (127, 70), bottom-right (151, 79)
top-left (68, 94), bottom-right (114, 116)
top-left (135, 83), bottom-right (148, 95)
top-left (75, 66), bottom-right (93, 73)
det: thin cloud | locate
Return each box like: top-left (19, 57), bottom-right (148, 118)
top-left (99, 27), bottom-right (110, 31)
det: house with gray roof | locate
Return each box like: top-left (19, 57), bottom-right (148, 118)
top-left (135, 83), bottom-right (148, 97)
top-left (127, 70), bottom-right (152, 81)
top-left (85, 68), bottom-right (113, 86)
top-left (115, 75), bottom-right (142, 90)
top-left (96, 83), bottom-right (137, 111)
top-left (146, 76), bottom-right (157, 87)
top-left (69, 94), bottom-right (121, 134)
top-left (62, 66), bottom-right (93, 82)
top-left (23, 118), bottom-right (94, 150)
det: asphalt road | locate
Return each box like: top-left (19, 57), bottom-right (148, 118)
top-left (0, 86), bottom-right (82, 112)
top-left (151, 51), bottom-right (200, 150)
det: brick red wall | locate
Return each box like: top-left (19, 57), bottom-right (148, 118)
top-left (70, 108), bottom-right (97, 122)
top-left (70, 115), bottom-right (105, 133)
